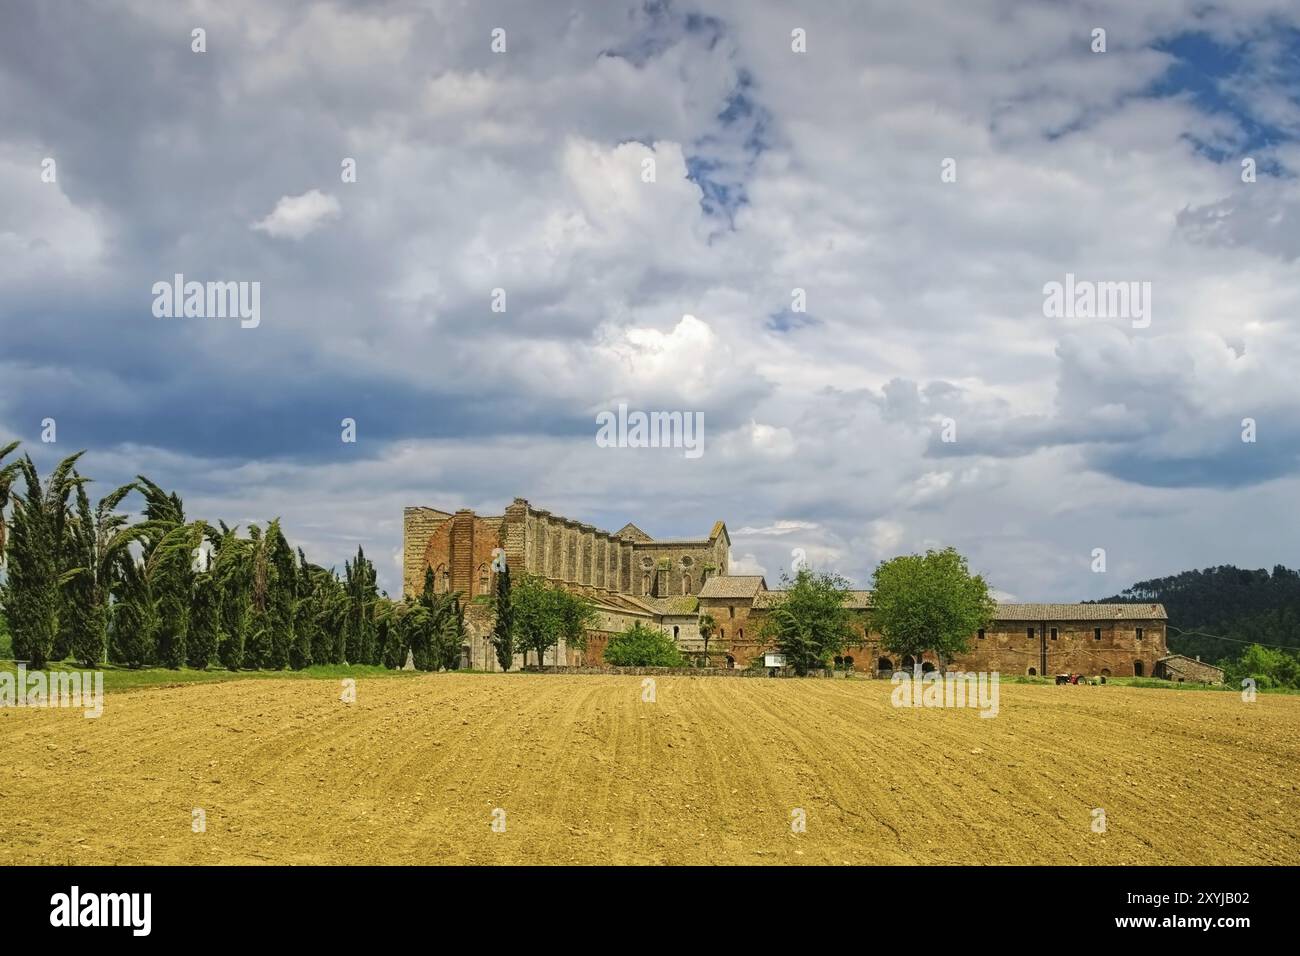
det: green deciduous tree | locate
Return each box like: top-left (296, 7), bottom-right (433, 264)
top-left (1223, 643), bottom-right (1300, 690)
top-left (604, 621), bottom-right (685, 667)
top-left (555, 588), bottom-right (595, 664)
top-left (871, 547), bottom-right (996, 673)
top-left (510, 572), bottom-right (557, 668)
top-left (758, 568), bottom-right (858, 675)
top-left (507, 576), bottom-right (594, 668)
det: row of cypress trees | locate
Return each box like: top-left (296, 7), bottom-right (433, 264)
top-left (0, 443), bottom-right (463, 670)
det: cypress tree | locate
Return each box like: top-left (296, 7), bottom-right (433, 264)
top-left (343, 546), bottom-right (377, 665)
top-left (266, 521), bottom-right (295, 670)
top-left (110, 556), bottom-right (157, 669)
top-left (379, 603), bottom-right (406, 668)
top-left (68, 480), bottom-right (149, 668)
top-left (2, 454), bottom-right (82, 668)
top-left (0, 439), bottom-right (19, 565)
top-left (218, 597), bottom-right (247, 669)
top-left (137, 478), bottom-right (192, 669)
top-left (187, 571), bottom-right (221, 669)
top-left (214, 525), bottom-right (250, 671)
top-left (290, 548), bottom-right (321, 670)
top-left (6, 488), bottom-right (58, 665)
top-left (491, 563), bottom-right (513, 671)
top-left (66, 589), bottom-right (105, 668)
top-left (244, 525), bottom-right (272, 669)
top-left (440, 593), bottom-right (466, 670)
top-left (317, 572), bottom-right (347, 665)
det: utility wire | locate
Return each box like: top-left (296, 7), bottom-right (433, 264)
top-left (1167, 625), bottom-right (1300, 652)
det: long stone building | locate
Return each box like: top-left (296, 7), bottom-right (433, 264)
top-left (403, 498), bottom-right (1173, 679)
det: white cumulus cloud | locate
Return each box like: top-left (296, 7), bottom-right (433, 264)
top-left (251, 189), bottom-right (341, 240)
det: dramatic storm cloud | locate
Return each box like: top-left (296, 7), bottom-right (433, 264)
top-left (3, 0), bottom-right (1300, 598)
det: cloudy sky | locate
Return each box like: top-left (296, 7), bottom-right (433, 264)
top-left (3, 0), bottom-right (1300, 600)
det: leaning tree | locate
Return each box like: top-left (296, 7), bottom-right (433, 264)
top-left (65, 477), bottom-right (151, 667)
top-left (2, 452), bottom-right (85, 667)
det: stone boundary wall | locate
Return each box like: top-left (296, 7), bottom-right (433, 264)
top-left (523, 665), bottom-right (842, 678)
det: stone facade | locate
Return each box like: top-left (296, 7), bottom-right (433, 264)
top-left (404, 498), bottom-right (728, 671)
top-left (832, 608), bottom-right (1168, 679)
top-left (1154, 654), bottom-right (1225, 684)
top-left (404, 498), bottom-right (728, 602)
top-left (404, 498), bottom-right (1171, 678)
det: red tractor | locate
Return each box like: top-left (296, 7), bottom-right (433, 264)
top-left (1054, 673), bottom-right (1087, 685)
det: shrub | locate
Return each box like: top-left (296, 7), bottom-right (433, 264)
top-left (603, 622), bottom-right (686, 667)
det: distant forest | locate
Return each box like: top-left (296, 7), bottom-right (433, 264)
top-left (1092, 565), bottom-right (1300, 666)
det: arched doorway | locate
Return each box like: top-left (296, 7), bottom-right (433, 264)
top-left (843, 655), bottom-right (854, 669)
top-left (902, 655), bottom-right (916, 672)
top-left (1100, 668), bottom-right (1111, 677)
top-left (725, 655), bottom-right (735, 669)
top-left (878, 657), bottom-right (894, 674)
top-left (921, 661), bottom-right (936, 673)
top-left (1134, 660), bottom-right (1144, 677)
top-left (1028, 667), bottom-right (1037, 676)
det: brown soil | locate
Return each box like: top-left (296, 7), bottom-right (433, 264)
top-left (1, 674), bottom-right (1296, 864)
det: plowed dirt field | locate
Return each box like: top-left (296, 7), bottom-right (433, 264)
top-left (1, 673), bottom-right (1296, 864)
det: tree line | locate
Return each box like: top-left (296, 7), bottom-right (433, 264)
top-left (0, 444), bottom-right (465, 671)
top-left (1094, 564), bottom-right (1300, 686)
top-left (758, 549), bottom-right (996, 675)
top-left (488, 564), bottom-right (596, 670)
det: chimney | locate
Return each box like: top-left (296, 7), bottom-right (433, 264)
top-left (1195, 655), bottom-right (1201, 662)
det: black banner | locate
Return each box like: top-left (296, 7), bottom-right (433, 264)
top-left (0, 865), bottom-right (1288, 941)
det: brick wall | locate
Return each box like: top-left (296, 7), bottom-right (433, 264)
top-left (721, 608), bottom-right (1167, 678)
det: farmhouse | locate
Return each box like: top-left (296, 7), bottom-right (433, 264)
top-left (404, 498), bottom-right (1168, 677)
top-left (1154, 654), bottom-right (1225, 684)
